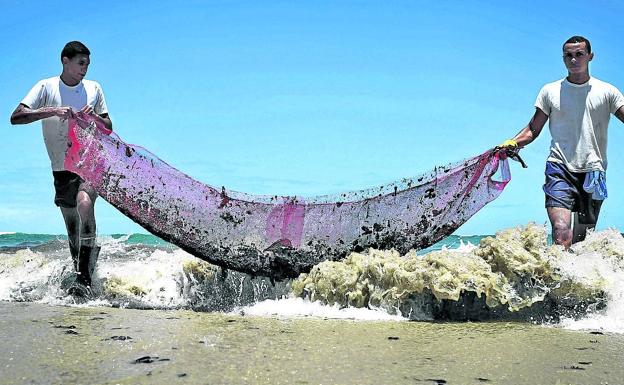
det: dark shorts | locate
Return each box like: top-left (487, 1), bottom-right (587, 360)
top-left (52, 171), bottom-right (97, 208)
top-left (543, 161), bottom-right (602, 225)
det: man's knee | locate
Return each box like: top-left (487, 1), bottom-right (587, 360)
top-left (76, 191), bottom-right (93, 209)
top-left (547, 206), bottom-right (571, 226)
top-left (75, 191), bottom-right (96, 235)
top-left (551, 216), bottom-right (570, 232)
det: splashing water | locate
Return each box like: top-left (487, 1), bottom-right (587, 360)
top-left (556, 229), bottom-right (624, 333)
top-left (1, 224), bottom-right (623, 331)
top-left (291, 223), bottom-right (622, 326)
top-left (0, 236), bottom-right (288, 310)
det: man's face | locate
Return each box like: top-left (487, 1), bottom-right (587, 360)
top-left (62, 54), bottom-right (90, 81)
top-left (562, 42), bottom-right (593, 75)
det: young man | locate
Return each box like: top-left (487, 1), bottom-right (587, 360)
top-left (503, 36), bottom-right (624, 248)
top-left (10, 41), bottom-right (113, 293)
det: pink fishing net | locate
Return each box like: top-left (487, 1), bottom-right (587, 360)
top-left (66, 113), bottom-right (512, 279)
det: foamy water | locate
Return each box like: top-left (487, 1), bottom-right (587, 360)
top-left (555, 230), bottom-right (624, 333)
top-left (1, 228), bottom-right (623, 331)
top-left (237, 297), bottom-right (407, 321)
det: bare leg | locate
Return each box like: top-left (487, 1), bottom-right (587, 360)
top-left (60, 207), bottom-right (80, 261)
top-left (547, 207), bottom-right (572, 249)
top-left (76, 190), bottom-right (96, 245)
top-left (62, 190), bottom-right (98, 290)
top-left (59, 191), bottom-right (96, 261)
top-left (77, 190), bottom-right (100, 285)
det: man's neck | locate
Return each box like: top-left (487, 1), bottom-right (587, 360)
top-left (60, 73), bottom-right (80, 87)
top-left (566, 72), bottom-right (590, 85)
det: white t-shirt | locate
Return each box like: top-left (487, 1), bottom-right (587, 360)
top-left (535, 77), bottom-right (624, 172)
top-left (20, 76), bottom-right (109, 171)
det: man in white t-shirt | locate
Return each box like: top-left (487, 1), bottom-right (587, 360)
top-left (10, 41), bottom-right (113, 294)
top-left (502, 36), bottom-right (624, 249)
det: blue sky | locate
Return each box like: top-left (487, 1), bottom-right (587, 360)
top-left (1, 1), bottom-right (623, 235)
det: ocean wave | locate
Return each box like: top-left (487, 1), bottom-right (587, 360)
top-left (0, 225), bottom-right (622, 332)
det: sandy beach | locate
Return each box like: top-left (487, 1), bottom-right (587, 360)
top-left (1, 301), bottom-right (621, 385)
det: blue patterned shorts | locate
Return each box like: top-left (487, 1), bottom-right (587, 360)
top-left (543, 161), bottom-right (602, 225)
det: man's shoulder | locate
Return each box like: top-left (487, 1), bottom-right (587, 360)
top-left (31, 76), bottom-right (60, 90)
top-left (82, 79), bottom-right (103, 90)
top-left (38, 76), bottom-right (60, 85)
top-left (540, 78), bottom-right (566, 92)
top-left (589, 76), bottom-right (609, 85)
top-left (589, 77), bottom-right (620, 92)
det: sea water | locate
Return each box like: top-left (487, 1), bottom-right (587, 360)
top-left (0, 226), bottom-right (622, 327)
top-left (1, 226), bottom-right (623, 384)
top-left (0, 232), bottom-right (452, 313)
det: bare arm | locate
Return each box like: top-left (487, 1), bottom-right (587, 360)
top-left (10, 104), bottom-right (72, 125)
top-left (511, 107), bottom-right (549, 147)
top-left (615, 105), bottom-right (624, 124)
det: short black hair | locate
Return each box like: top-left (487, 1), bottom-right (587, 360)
top-left (61, 41), bottom-right (90, 60)
top-left (563, 36), bottom-right (591, 54)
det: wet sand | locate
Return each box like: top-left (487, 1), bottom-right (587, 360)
top-left (1, 301), bottom-right (622, 385)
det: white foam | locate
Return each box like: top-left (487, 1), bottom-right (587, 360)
top-left (556, 230), bottom-right (624, 334)
top-left (457, 239), bottom-right (477, 252)
top-left (96, 247), bottom-right (194, 308)
top-left (0, 249), bottom-right (62, 301)
top-left (0, 240), bottom-right (194, 308)
top-left (237, 297), bottom-right (406, 321)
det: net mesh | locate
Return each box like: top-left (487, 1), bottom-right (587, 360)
top-left (65, 113), bottom-right (512, 279)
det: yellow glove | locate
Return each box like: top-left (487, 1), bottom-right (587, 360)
top-left (499, 139), bottom-right (518, 148)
